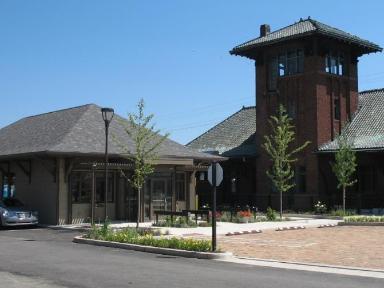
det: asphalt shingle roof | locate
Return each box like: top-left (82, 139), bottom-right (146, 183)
top-left (0, 104), bottom-right (220, 161)
top-left (319, 88), bottom-right (384, 151)
top-left (187, 106), bottom-right (256, 157)
top-left (230, 18), bottom-right (382, 56)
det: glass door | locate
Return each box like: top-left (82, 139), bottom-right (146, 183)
top-left (125, 180), bottom-right (137, 221)
top-left (151, 178), bottom-right (172, 218)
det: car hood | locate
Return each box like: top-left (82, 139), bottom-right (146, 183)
top-left (2, 206), bottom-right (33, 213)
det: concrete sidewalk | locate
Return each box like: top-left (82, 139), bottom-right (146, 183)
top-left (50, 218), bottom-right (341, 236)
top-left (155, 218), bottom-right (341, 236)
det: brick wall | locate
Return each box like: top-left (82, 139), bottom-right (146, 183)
top-left (254, 37), bottom-right (359, 210)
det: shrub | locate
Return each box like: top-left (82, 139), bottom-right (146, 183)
top-left (85, 225), bottom-right (211, 252)
top-left (238, 210), bottom-right (252, 218)
top-left (152, 216), bottom-right (198, 228)
top-left (330, 209), bottom-right (356, 217)
top-left (218, 211), bottom-right (232, 222)
top-left (344, 216), bottom-right (384, 223)
top-left (198, 221), bottom-right (211, 227)
top-left (266, 207), bottom-right (277, 221)
top-left (254, 215), bottom-right (268, 222)
top-left (314, 201), bottom-right (327, 214)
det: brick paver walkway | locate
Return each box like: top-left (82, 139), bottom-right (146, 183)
top-left (217, 226), bottom-right (384, 270)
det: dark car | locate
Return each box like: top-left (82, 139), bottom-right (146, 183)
top-left (0, 198), bottom-right (38, 227)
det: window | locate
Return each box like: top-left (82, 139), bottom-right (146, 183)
top-left (95, 172), bottom-right (114, 203)
top-left (278, 53), bottom-right (285, 76)
top-left (334, 97), bottom-right (340, 120)
top-left (70, 172), bottom-right (92, 203)
top-left (268, 56), bottom-right (278, 90)
top-left (231, 178), bottom-right (237, 194)
top-left (325, 52), bottom-right (345, 75)
top-left (287, 50), bottom-right (298, 75)
top-left (70, 171), bottom-right (114, 204)
top-left (268, 49), bottom-right (304, 90)
top-left (175, 173), bottom-right (186, 201)
top-left (2, 173), bottom-right (16, 199)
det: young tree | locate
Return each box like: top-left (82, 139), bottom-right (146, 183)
top-left (262, 104), bottom-right (310, 219)
top-left (118, 99), bottom-right (169, 228)
top-left (331, 133), bottom-right (357, 213)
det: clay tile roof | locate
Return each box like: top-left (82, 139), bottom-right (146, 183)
top-left (319, 88), bottom-right (384, 151)
top-left (230, 18), bottom-right (382, 56)
top-left (187, 106), bottom-right (256, 157)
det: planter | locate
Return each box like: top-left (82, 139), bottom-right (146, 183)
top-left (338, 222), bottom-right (384, 226)
top-left (73, 236), bottom-right (233, 260)
top-left (238, 217), bottom-right (249, 223)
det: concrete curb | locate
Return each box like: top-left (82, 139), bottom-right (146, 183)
top-left (225, 230), bottom-right (262, 236)
top-left (318, 224), bottom-right (337, 228)
top-left (338, 222), bottom-right (384, 226)
top-left (236, 256), bottom-right (384, 273)
top-left (218, 256), bottom-right (384, 279)
top-left (42, 225), bottom-right (91, 232)
top-left (284, 214), bottom-right (343, 220)
top-left (73, 236), bottom-right (232, 260)
top-left (276, 226), bottom-right (305, 231)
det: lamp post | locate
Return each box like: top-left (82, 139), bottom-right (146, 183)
top-left (101, 107), bottom-right (114, 222)
top-left (91, 163), bottom-right (97, 225)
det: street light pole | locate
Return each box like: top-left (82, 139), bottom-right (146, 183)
top-left (101, 107), bottom-right (114, 223)
top-left (91, 163), bottom-right (96, 225)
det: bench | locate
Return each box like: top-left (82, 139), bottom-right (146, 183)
top-left (182, 210), bottom-right (210, 224)
top-left (154, 210), bottom-right (189, 225)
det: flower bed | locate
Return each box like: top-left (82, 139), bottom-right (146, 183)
top-left (85, 223), bottom-right (211, 252)
top-left (217, 208), bottom-right (285, 223)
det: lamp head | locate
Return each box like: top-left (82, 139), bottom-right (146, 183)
top-left (101, 107), bottom-right (114, 123)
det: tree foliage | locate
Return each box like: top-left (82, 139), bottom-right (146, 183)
top-left (262, 104), bottom-right (310, 218)
top-left (331, 132), bottom-right (357, 212)
top-left (118, 99), bottom-right (169, 227)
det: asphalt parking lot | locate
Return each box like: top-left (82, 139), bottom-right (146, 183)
top-left (0, 227), bottom-right (383, 288)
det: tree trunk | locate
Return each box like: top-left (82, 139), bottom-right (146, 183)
top-left (136, 187), bottom-right (141, 229)
top-left (342, 186), bottom-right (346, 214)
top-left (280, 190), bottom-right (283, 220)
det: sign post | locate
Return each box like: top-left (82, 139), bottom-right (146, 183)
top-left (207, 162), bottom-right (223, 252)
top-left (212, 163), bottom-right (217, 251)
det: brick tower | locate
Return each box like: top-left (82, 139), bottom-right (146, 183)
top-left (230, 18), bottom-right (382, 210)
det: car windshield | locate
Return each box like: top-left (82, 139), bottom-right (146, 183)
top-left (2, 198), bottom-right (24, 208)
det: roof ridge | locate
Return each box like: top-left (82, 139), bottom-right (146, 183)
top-left (186, 105), bottom-right (256, 146)
top-left (49, 104), bottom-right (95, 151)
top-left (231, 18), bottom-right (382, 55)
top-left (359, 88), bottom-right (384, 94)
top-left (23, 103), bottom-right (97, 120)
top-left (310, 19), bottom-right (380, 48)
top-left (231, 18), bottom-right (312, 51)
top-left (241, 105), bottom-right (256, 110)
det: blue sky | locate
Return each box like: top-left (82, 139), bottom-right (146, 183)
top-left (1, 0), bottom-right (384, 144)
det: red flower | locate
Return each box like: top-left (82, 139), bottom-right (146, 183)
top-left (238, 210), bottom-right (252, 218)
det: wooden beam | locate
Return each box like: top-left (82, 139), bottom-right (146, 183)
top-left (0, 161), bottom-right (10, 175)
top-left (16, 160), bottom-right (32, 184)
top-left (65, 159), bottom-right (75, 183)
